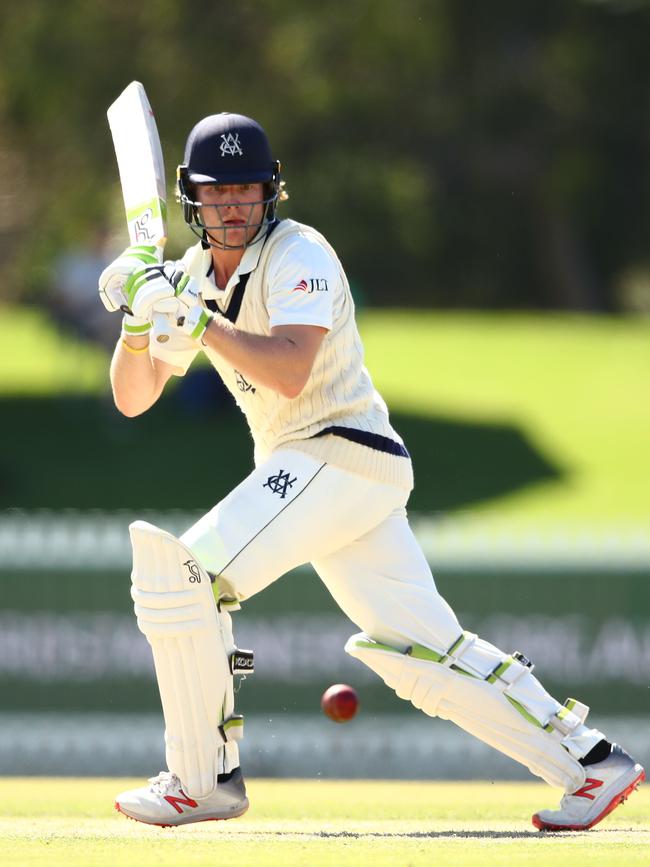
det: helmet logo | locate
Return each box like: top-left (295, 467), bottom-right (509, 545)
top-left (219, 133), bottom-right (243, 157)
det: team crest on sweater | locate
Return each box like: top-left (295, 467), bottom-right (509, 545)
top-left (235, 370), bottom-right (256, 393)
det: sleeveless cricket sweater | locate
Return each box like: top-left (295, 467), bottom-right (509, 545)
top-left (150, 219), bottom-right (413, 491)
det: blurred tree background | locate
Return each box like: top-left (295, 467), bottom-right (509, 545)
top-left (1, 0), bottom-right (649, 742)
top-left (0, 0), bottom-right (649, 312)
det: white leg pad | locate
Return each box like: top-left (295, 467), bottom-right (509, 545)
top-left (346, 634), bottom-right (588, 791)
top-left (130, 520), bottom-right (242, 798)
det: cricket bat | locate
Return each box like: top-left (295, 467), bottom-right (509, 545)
top-left (106, 81), bottom-right (178, 315)
top-left (107, 80), bottom-right (167, 249)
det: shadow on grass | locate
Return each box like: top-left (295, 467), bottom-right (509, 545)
top-left (241, 829), bottom-right (543, 839)
top-left (315, 830), bottom-right (541, 839)
top-left (0, 393), bottom-right (562, 512)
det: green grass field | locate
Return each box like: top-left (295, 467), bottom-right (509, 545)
top-left (2, 306), bottom-right (108, 395)
top-left (1, 778), bottom-right (648, 867)
top-left (3, 305), bottom-right (650, 522)
top-left (362, 311), bottom-right (650, 523)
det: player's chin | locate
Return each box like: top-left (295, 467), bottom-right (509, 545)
top-left (203, 228), bottom-right (236, 248)
top-left (209, 225), bottom-right (251, 249)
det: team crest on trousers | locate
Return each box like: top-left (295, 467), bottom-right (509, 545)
top-left (264, 469), bottom-right (297, 499)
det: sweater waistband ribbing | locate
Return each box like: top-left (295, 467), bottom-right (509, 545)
top-left (313, 425), bottom-right (409, 458)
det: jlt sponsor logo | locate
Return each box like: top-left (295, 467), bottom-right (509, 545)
top-left (292, 278), bottom-right (329, 293)
top-left (263, 469), bottom-right (297, 499)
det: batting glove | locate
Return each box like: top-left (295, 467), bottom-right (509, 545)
top-left (98, 243), bottom-right (163, 313)
top-left (142, 262), bottom-right (214, 341)
top-left (174, 302), bottom-right (213, 341)
top-left (122, 264), bottom-right (183, 325)
top-left (122, 310), bottom-right (153, 338)
top-left (167, 266), bottom-right (213, 340)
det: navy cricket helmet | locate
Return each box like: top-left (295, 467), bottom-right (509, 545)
top-left (177, 113), bottom-right (282, 248)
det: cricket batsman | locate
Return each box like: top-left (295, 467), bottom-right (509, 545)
top-left (98, 112), bottom-right (644, 829)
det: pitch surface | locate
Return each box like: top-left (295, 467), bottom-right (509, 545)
top-left (1, 778), bottom-right (648, 866)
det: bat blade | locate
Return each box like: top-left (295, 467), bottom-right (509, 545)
top-left (107, 81), bottom-right (167, 248)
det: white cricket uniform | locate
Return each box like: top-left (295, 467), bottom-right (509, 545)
top-left (149, 218), bottom-right (602, 787)
top-left (150, 218), bottom-right (422, 619)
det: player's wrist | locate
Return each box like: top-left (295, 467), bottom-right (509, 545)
top-left (200, 314), bottom-right (215, 345)
top-left (176, 305), bottom-right (213, 342)
top-left (121, 337), bottom-right (150, 356)
top-left (121, 314), bottom-right (151, 353)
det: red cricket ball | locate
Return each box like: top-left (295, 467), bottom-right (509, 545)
top-left (320, 683), bottom-right (359, 723)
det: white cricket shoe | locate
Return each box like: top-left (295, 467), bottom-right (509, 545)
top-left (532, 744), bottom-right (645, 831)
top-left (115, 769), bottom-right (249, 827)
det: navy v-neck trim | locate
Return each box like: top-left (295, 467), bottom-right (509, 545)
top-left (204, 220), bottom-right (280, 324)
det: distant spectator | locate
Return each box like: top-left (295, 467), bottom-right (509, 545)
top-left (50, 228), bottom-right (121, 350)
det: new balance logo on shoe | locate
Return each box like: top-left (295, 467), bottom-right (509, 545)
top-left (572, 778), bottom-right (604, 800)
top-left (164, 790), bottom-right (199, 814)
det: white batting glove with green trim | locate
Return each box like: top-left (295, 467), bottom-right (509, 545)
top-left (140, 262), bottom-right (214, 342)
top-left (122, 266), bottom-right (179, 324)
top-left (98, 244), bottom-right (163, 313)
top-left (174, 302), bottom-right (213, 341)
top-left (167, 267), bottom-right (213, 340)
top-left (122, 311), bottom-right (153, 338)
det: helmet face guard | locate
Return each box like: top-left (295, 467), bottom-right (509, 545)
top-left (177, 112), bottom-right (282, 250)
top-left (177, 164), bottom-right (281, 250)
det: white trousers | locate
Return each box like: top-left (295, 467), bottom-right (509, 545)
top-left (181, 448), bottom-right (455, 648)
top-left (181, 448), bottom-right (599, 786)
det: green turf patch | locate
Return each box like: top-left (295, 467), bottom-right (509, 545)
top-left (0, 779), bottom-right (647, 867)
top-left (362, 311), bottom-right (650, 521)
top-left (2, 305), bottom-right (649, 521)
top-left (1, 306), bottom-right (108, 395)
